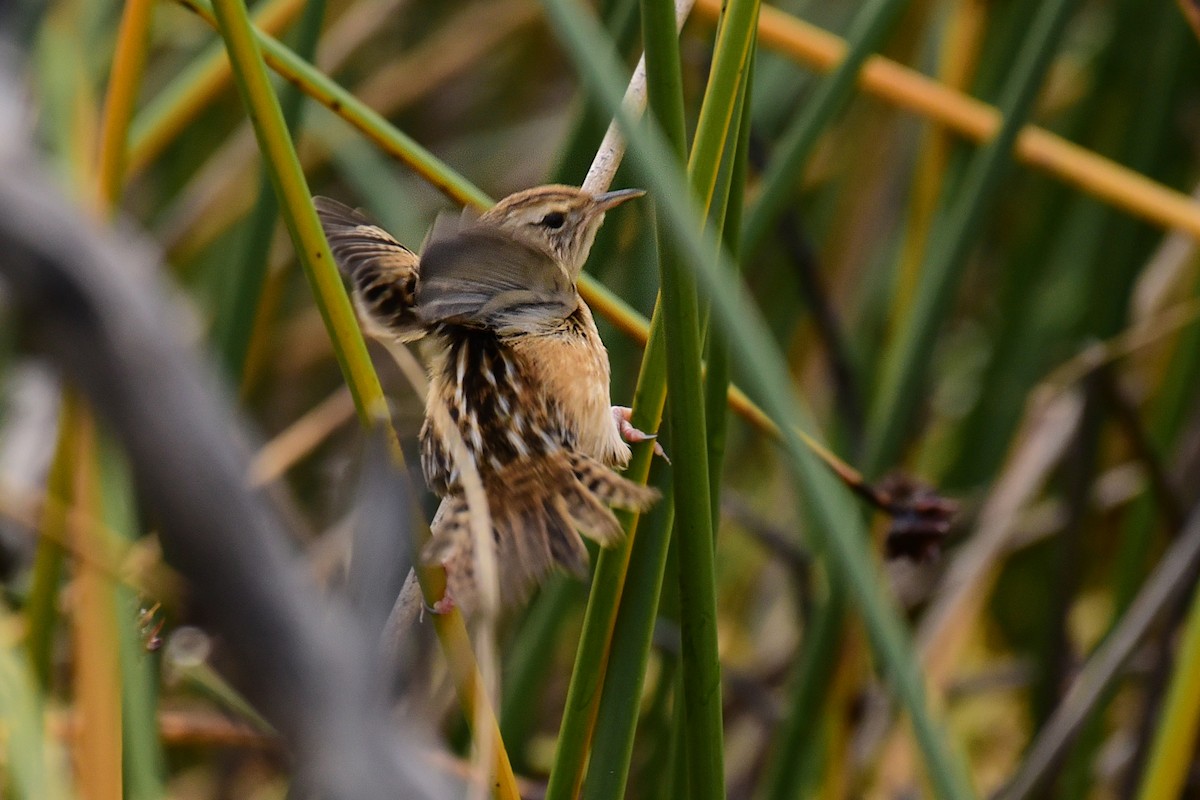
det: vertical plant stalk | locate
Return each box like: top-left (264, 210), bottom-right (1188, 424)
top-left (543, 2), bottom-right (694, 795)
top-left (584, 459), bottom-right (676, 799)
top-left (208, 0), bottom-right (385, 422)
top-left (684, 0), bottom-right (757, 199)
top-left (543, 315), bottom-right (669, 800)
top-left (98, 436), bottom-right (167, 800)
top-left (535, 1), bottom-right (976, 796)
top-left (762, 587), bottom-right (846, 800)
top-left (864, 0), bottom-right (1080, 475)
top-left (892, 0), bottom-right (986, 320)
top-left (546, 0), bottom-right (756, 793)
top-left (68, 414), bottom-right (123, 800)
top-left (92, 2), bottom-right (168, 794)
top-left (26, 397), bottom-right (76, 689)
top-left (701, 38), bottom-right (752, 525)
top-left (1135, 582), bottom-right (1200, 800)
top-left (739, 0), bottom-right (914, 255)
top-left (582, 52), bottom-right (755, 799)
top-left (204, 1), bottom-right (516, 795)
top-left (212, 0), bottom-right (326, 381)
top-left (128, 0), bottom-right (303, 177)
top-left (95, 0), bottom-right (154, 210)
top-left (0, 616), bottom-right (72, 800)
top-left (651, 5), bottom-right (759, 793)
top-left (662, 0), bottom-right (758, 790)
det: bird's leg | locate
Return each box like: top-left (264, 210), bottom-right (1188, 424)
top-left (612, 406), bottom-right (669, 461)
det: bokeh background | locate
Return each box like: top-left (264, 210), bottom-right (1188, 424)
top-left (2, 0), bottom-right (1200, 798)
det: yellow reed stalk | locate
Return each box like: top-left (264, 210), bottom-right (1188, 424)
top-left (693, 0), bottom-right (1200, 242)
top-left (68, 415), bottom-right (122, 800)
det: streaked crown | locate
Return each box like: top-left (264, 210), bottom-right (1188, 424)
top-left (480, 184), bottom-right (644, 278)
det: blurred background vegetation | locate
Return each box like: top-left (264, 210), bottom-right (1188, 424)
top-left (3, 0), bottom-right (1200, 797)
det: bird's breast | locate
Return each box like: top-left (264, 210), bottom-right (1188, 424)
top-left (419, 302), bottom-right (627, 496)
top-left (420, 327), bottom-right (567, 495)
top-left (509, 302), bottom-right (629, 468)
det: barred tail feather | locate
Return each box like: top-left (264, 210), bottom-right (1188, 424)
top-left (567, 451), bottom-right (660, 517)
top-left (421, 451), bottom-right (661, 613)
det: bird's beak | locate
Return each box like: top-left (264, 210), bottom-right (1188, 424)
top-left (592, 188), bottom-right (646, 211)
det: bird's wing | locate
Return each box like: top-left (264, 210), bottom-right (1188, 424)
top-left (314, 197), bottom-right (424, 342)
top-left (416, 212), bottom-right (577, 331)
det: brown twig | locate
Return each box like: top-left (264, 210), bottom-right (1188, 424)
top-left (248, 386), bottom-right (356, 486)
top-left (996, 500), bottom-right (1200, 800)
top-left (1033, 374), bottom-right (1104, 738)
top-left (52, 708), bottom-right (282, 750)
top-left (1095, 365), bottom-right (1187, 532)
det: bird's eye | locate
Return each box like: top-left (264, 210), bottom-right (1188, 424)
top-left (539, 211), bottom-right (566, 229)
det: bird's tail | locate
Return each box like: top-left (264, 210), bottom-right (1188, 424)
top-left (423, 451), bottom-right (659, 613)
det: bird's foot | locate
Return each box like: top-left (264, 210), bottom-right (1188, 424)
top-left (421, 592), bottom-right (456, 622)
top-left (612, 406), bottom-right (669, 462)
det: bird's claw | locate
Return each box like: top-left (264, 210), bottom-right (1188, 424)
top-left (612, 406), bottom-right (670, 462)
top-left (422, 592), bottom-right (456, 622)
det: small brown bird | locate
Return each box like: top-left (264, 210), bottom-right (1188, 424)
top-left (316, 185), bottom-right (660, 613)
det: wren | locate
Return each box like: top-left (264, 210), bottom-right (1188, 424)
top-left (316, 185), bottom-right (660, 613)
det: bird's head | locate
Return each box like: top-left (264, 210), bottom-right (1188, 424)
top-left (480, 184), bottom-right (644, 278)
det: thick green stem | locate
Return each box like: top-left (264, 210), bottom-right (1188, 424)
top-left (537, 1), bottom-right (975, 795)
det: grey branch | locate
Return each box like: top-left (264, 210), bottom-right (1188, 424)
top-left (0, 49), bottom-right (454, 800)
